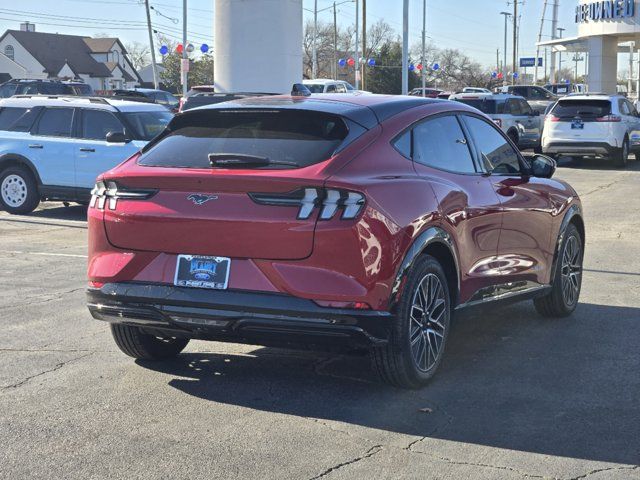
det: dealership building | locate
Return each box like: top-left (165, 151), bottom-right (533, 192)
top-left (539, 0), bottom-right (640, 95)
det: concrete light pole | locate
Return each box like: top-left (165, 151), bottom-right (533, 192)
top-left (182, 0), bottom-right (188, 97)
top-left (557, 27), bottom-right (565, 80)
top-left (402, 0), bottom-right (409, 95)
top-left (312, 0), bottom-right (318, 79)
top-left (421, 0), bottom-right (426, 97)
top-left (501, 11), bottom-right (511, 86)
top-left (144, 0), bottom-right (158, 89)
top-left (355, 0), bottom-right (359, 89)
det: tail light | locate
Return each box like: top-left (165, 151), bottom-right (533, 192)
top-left (492, 119), bottom-right (502, 128)
top-left (596, 115), bottom-right (621, 122)
top-left (90, 180), bottom-right (157, 210)
top-left (249, 187), bottom-right (365, 221)
top-left (547, 115), bottom-right (561, 122)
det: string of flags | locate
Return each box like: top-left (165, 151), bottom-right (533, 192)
top-left (337, 58), bottom-right (444, 72)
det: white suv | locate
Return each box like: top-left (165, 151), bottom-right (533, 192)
top-left (449, 92), bottom-right (542, 150)
top-left (541, 93), bottom-right (640, 167)
top-left (0, 95), bottom-right (173, 213)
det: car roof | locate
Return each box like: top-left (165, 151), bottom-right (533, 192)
top-left (450, 92), bottom-right (520, 101)
top-left (187, 93), bottom-right (456, 129)
top-left (303, 79), bottom-right (340, 85)
top-left (0, 95), bottom-right (170, 112)
top-left (560, 93), bottom-right (616, 101)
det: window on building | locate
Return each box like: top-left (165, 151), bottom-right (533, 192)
top-left (4, 44), bottom-right (15, 61)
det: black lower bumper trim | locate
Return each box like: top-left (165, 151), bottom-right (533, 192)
top-left (87, 283), bottom-right (392, 350)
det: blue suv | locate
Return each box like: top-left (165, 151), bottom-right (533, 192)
top-left (0, 95), bottom-right (173, 214)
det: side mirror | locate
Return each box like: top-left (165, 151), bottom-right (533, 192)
top-left (106, 131), bottom-right (129, 143)
top-left (530, 110), bottom-right (540, 117)
top-left (529, 154), bottom-right (556, 178)
top-left (291, 83), bottom-right (311, 97)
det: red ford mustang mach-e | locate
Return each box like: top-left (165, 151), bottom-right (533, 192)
top-left (87, 94), bottom-right (584, 388)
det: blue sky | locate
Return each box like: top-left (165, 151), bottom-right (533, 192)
top-left (0, 0), bottom-right (580, 68)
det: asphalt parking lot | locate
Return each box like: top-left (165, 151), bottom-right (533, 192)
top-left (0, 158), bottom-right (639, 480)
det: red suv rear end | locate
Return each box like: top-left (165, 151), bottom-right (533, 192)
top-left (87, 95), bottom-right (584, 388)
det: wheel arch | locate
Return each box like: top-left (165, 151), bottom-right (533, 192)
top-left (549, 203), bottom-right (584, 281)
top-left (389, 226), bottom-right (460, 311)
top-left (0, 154), bottom-right (42, 185)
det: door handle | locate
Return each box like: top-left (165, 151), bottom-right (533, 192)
top-left (456, 138), bottom-right (467, 145)
top-left (28, 144), bottom-right (43, 149)
top-left (79, 148), bottom-right (95, 152)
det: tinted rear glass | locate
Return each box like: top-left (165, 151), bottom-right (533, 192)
top-left (0, 107), bottom-right (28, 130)
top-left (552, 100), bottom-right (611, 118)
top-left (122, 111), bottom-right (173, 141)
top-left (305, 84), bottom-right (326, 93)
top-left (138, 109), bottom-right (355, 169)
top-left (454, 98), bottom-right (503, 114)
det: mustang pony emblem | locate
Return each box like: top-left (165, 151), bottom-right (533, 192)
top-left (187, 194), bottom-right (218, 205)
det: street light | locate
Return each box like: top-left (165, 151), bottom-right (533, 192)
top-left (500, 11), bottom-right (512, 87)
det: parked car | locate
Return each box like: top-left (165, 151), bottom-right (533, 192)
top-left (111, 88), bottom-right (179, 112)
top-left (462, 87), bottom-right (492, 94)
top-left (303, 79), bottom-right (350, 93)
top-left (450, 92), bottom-right (542, 151)
top-left (495, 85), bottom-right (558, 114)
top-left (437, 91), bottom-right (454, 99)
top-left (86, 94), bottom-right (584, 389)
top-left (409, 87), bottom-right (443, 98)
top-left (0, 96), bottom-right (173, 213)
top-left (542, 93), bottom-right (640, 167)
top-left (544, 83), bottom-right (586, 96)
top-left (0, 78), bottom-right (93, 98)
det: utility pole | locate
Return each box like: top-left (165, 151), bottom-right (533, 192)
top-left (312, 0), bottom-right (318, 79)
top-left (512, 0), bottom-right (518, 85)
top-left (550, 0), bottom-right (559, 83)
top-left (402, 0), bottom-right (409, 94)
top-left (557, 27), bottom-right (565, 79)
top-left (501, 11), bottom-right (511, 86)
top-left (535, 0), bottom-right (549, 85)
top-left (497, 49), bottom-right (500, 77)
top-left (182, 0), bottom-right (188, 96)
top-left (355, 0), bottom-right (359, 89)
top-left (143, 0), bottom-right (158, 89)
top-left (421, 0), bottom-right (426, 96)
top-left (361, 0), bottom-right (366, 90)
top-left (333, 2), bottom-right (338, 79)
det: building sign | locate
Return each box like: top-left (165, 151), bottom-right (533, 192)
top-left (576, 0), bottom-right (635, 23)
top-left (520, 57), bottom-right (543, 67)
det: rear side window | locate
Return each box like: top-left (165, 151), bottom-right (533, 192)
top-left (454, 98), bottom-right (503, 115)
top-left (35, 108), bottom-right (74, 137)
top-left (463, 115), bottom-right (521, 175)
top-left (0, 107), bottom-right (28, 130)
top-left (551, 100), bottom-right (611, 119)
top-left (412, 115), bottom-right (476, 173)
top-left (138, 109), bottom-right (359, 169)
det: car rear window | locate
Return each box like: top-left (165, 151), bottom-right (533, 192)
top-left (454, 98), bottom-right (503, 114)
top-left (121, 110), bottom-right (173, 141)
top-left (305, 84), bottom-right (326, 93)
top-left (552, 100), bottom-right (611, 118)
top-left (138, 109), bottom-right (359, 169)
top-left (0, 107), bottom-right (28, 130)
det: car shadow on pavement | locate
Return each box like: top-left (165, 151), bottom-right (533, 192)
top-left (556, 156), bottom-right (640, 171)
top-left (137, 301), bottom-right (640, 466)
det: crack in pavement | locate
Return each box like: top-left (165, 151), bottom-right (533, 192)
top-left (0, 287), bottom-right (85, 310)
top-left (569, 465), bottom-right (640, 479)
top-left (1, 352), bottom-right (93, 390)
top-left (580, 177), bottom-right (626, 197)
top-left (307, 445), bottom-right (383, 480)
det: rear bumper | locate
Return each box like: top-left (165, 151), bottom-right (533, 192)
top-left (87, 283), bottom-right (392, 350)
top-left (542, 141), bottom-right (616, 157)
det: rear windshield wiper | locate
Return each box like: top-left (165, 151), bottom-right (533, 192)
top-left (208, 153), bottom-right (299, 169)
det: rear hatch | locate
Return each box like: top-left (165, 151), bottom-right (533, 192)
top-left (100, 107), bottom-right (367, 260)
top-left (546, 98), bottom-right (615, 141)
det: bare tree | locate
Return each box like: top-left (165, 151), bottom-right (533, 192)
top-left (125, 41), bottom-right (151, 71)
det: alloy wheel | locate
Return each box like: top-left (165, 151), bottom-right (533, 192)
top-left (1, 174), bottom-right (27, 208)
top-left (561, 235), bottom-right (582, 307)
top-left (409, 273), bottom-right (447, 372)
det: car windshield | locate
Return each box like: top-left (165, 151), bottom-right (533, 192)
top-left (551, 100), bottom-right (611, 118)
top-left (305, 84), bottom-right (327, 93)
top-left (122, 110), bottom-right (173, 141)
top-left (0, 83), bottom-right (18, 98)
top-left (138, 109), bottom-right (354, 169)
top-left (454, 98), bottom-right (501, 114)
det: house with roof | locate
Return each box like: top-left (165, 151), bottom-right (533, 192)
top-left (0, 23), bottom-right (141, 91)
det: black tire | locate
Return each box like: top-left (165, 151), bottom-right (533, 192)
top-left (533, 145), bottom-right (543, 154)
top-left (110, 324), bottom-right (189, 360)
top-left (507, 130), bottom-right (519, 148)
top-left (371, 255), bottom-right (451, 389)
top-left (0, 166), bottom-right (40, 214)
top-left (534, 224), bottom-right (583, 318)
top-left (634, 152), bottom-right (640, 162)
top-left (613, 138), bottom-right (629, 168)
